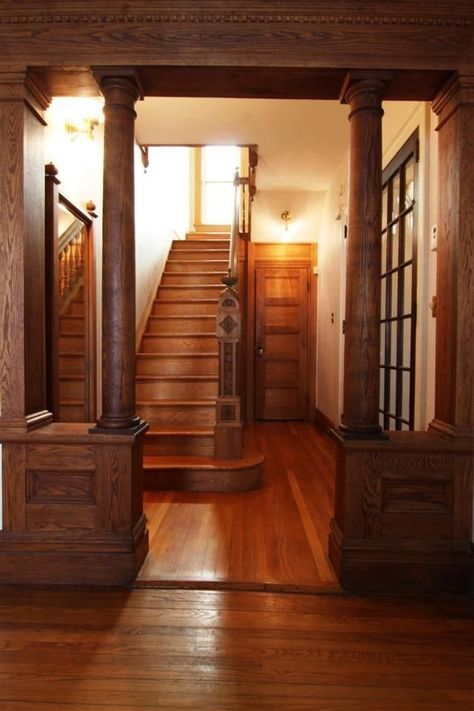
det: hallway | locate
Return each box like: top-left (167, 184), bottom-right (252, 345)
top-left (138, 422), bottom-right (338, 591)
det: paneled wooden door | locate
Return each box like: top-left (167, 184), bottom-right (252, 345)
top-left (255, 266), bottom-right (310, 419)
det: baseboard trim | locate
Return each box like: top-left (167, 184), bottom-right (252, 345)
top-left (329, 519), bottom-right (473, 594)
top-left (314, 407), bottom-right (336, 433)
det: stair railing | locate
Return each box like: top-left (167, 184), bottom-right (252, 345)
top-left (215, 169), bottom-right (243, 459)
top-left (45, 162), bottom-right (96, 421)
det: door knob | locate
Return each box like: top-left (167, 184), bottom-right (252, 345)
top-left (256, 344), bottom-right (264, 357)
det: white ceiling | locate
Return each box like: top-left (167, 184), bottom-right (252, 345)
top-left (136, 98), bottom-right (420, 192)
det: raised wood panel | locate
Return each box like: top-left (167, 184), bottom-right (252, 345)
top-left (330, 432), bottom-right (474, 592)
top-left (95, 445), bottom-right (133, 533)
top-left (26, 470), bottom-right (95, 504)
top-left (2, 444), bottom-right (26, 530)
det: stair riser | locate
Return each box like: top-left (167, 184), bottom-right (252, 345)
top-left (141, 337), bottom-right (218, 354)
top-left (67, 301), bottom-right (85, 316)
top-left (169, 249), bottom-right (229, 261)
top-left (60, 316), bottom-right (85, 334)
top-left (158, 286), bottom-right (222, 300)
top-left (59, 335), bottom-right (85, 353)
top-left (186, 232), bottom-right (230, 241)
top-left (146, 317), bottom-right (215, 334)
top-left (136, 356), bottom-right (218, 376)
top-left (137, 404), bottom-right (215, 426)
top-left (59, 355), bottom-right (85, 375)
top-left (59, 380), bottom-right (86, 399)
top-left (172, 240), bottom-right (230, 250)
top-left (144, 435), bottom-right (215, 457)
top-left (166, 260), bottom-right (228, 273)
top-left (152, 301), bottom-right (218, 316)
top-left (161, 273), bottom-right (225, 285)
top-left (136, 380), bottom-right (217, 399)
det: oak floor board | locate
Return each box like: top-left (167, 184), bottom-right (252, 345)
top-left (0, 586), bottom-right (473, 709)
top-left (139, 422), bottom-right (337, 588)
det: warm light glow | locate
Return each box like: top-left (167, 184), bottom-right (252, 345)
top-left (46, 97), bottom-right (105, 140)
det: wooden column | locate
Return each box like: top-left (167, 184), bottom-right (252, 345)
top-left (94, 71), bottom-right (143, 432)
top-left (430, 75), bottom-right (474, 441)
top-left (339, 75), bottom-right (388, 439)
top-left (0, 71), bottom-right (51, 433)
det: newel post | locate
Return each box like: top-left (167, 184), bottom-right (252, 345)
top-left (215, 273), bottom-right (242, 459)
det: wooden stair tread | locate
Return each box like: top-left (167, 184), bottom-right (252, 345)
top-left (146, 425), bottom-right (214, 436)
top-left (153, 298), bottom-right (218, 304)
top-left (143, 332), bottom-right (217, 338)
top-left (137, 352), bottom-right (217, 358)
top-left (137, 398), bottom-right (216, 405)
top-left (148, 315), bottom-right (215, 319)
top-left (144, 451), bottom-right (264, 471)
top-left (137, 375), bottom-right (217, 381)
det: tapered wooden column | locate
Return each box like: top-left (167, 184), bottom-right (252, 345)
top-left (430, 75), bottom-right (474, 441)
top-left (339, 75), bottom-right (388, 439)
top-left (94, 71), bottom-right (143, 432)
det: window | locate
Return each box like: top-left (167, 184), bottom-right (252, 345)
top-left (379, 131), bottom-right (418, 431)
top-left (199, 145), bottom-right (240, 225)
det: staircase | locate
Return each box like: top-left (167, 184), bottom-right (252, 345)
top-left (58, 284), bottom-right (87, 422)
top-left (136, 231), bottom-right (263, 492)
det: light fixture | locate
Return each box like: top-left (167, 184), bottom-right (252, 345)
top-left (47, 97), bottom-right (104, 141)
top-left (281, 210), bottom-right (292, 231)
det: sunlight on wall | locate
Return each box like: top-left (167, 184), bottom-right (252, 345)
top-left (252, 190), bottom-right (324, 243)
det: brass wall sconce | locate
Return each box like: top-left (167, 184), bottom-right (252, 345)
top-left (65, 117), bottom-right (100, 141)
top-left (281, 210), bottom-right (292, 231)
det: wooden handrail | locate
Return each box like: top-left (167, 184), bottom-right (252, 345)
top-left (228, 168), bottom-right (241, 281)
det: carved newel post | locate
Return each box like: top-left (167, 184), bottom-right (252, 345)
top-left (215, 271), bottom-right (242, 459)
top-left (94, 72), bottom-right (144, 432)
top-left (340, 75), bottom-right (388, 438)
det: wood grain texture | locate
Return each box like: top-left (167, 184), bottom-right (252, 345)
top-left (138, 422), bottom-right (337, 590)
top-left (95, 73), bottom-right (142, 431)
top-left (330, 431), bottom-right (474, 592)
top-left (431, 76), bottom-right (474, 438)
top-left (0, 586), bottom-right (472, 710)
top-left (1, 2), bottom-right (474, 77)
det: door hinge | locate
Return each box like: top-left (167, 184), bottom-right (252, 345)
top-left (342, 319), bottom-right (346, 335)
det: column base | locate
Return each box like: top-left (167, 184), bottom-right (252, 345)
top-left (333, 423), bottom-right (388, 441)
top-left (90, 417), bottom-right (148, 436)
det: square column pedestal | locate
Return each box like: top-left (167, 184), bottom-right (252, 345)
top-left (329, 432), bottom-right (473, 593)
top-left (0, 422), bottom-right (148, 585)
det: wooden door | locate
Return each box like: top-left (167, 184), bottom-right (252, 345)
top-left (255, 266), bottom-right (309, 419)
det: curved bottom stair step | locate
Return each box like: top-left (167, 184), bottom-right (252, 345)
top-left (144, 425), bottom-right (215, 457)
top-left (143, 451), bottom-right (264, 492)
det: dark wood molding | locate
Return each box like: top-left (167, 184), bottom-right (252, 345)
top-left (314, 407), bottom-right (336, 433)
top-left (429, 74), bottom-right (474, 441)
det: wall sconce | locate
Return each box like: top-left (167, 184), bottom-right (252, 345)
top-left (65, 117), bottom-right (100, 141)
top-left (281, 210), bottom-right (292, 231)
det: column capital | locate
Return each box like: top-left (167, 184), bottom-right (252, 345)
top-left (93, 67), bottom-right (144, 103)
top-left (340, 71), bottom-right (392, 107)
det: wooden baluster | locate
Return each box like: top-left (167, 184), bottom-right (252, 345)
top-left (215, 272), bottom-right (242, 459)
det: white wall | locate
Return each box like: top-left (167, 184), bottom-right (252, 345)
top-left (135, 146), bottom-right (191, 345)
top-left (316, 156), bottom-right (348, 426)
top-left (252, 190), bottom-right (324, 243)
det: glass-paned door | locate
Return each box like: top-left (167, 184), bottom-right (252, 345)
top-left (380, 131), bottom-right (418, 431)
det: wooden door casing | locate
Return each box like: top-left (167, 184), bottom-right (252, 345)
top-left (255, 266), bottom-right (310, 420)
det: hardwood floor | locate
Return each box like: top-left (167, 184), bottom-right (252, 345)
top-left (138, 422), bottom-right (338, 590)
top-left (0, 586), bottom-right (472, 710)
